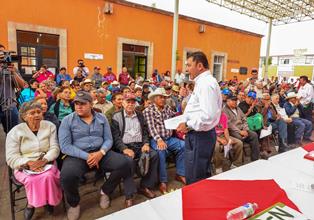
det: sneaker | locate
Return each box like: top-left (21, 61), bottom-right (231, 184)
top-left (99, 193), bottom-right (110, 209)
top-left (67, 205), bottom-right (80, 220)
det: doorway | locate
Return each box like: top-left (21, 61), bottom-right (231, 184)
top-left (122, 44), bottom-right (148, 79)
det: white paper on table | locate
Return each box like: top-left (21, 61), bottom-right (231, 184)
top-left (164, 115), bottom-right (186, 130)
top-left (260, 125), bottom-right (272, 139)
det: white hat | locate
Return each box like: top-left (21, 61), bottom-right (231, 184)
top-left (111, 80), bottom-right (119, 85)
top-left (286, 92), bottom-right (297, 100)
top-left (82, 78), bottom-right (93, 84)
top-left (148, 88), bottom-right (170, 99)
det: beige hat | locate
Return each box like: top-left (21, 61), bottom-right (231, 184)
top-left (148, 88), bottom-right (170, 100)
top-left (111, 80), bottom-right (119, 85)
top-left (286, 92), bottom-right (297, 100)
top-left (172, 85), bottom-right (180, 93)
top-left (82, 78), bottom-right (93, 84)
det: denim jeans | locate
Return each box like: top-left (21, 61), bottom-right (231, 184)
top-left (150, 137), bottom-right (185, 183)
top-left (292, 118), bottom-right (312, 141)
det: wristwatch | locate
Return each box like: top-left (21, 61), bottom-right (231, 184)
top-left (100, 149), bottom-right (106, 156)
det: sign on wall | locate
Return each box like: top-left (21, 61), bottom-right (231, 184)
top-left (84, 53), bottom-right (104, 60)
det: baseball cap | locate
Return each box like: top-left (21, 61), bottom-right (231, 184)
top-left (226, 94), bottom-right (238, 101)
top-left (247, 91), bottom-right (257, 100)
top-left (221, 88), bottom-right (231, 95)
top-left (124, 93), bottom-right (136, 101)
top-left (74, 91), bottom-right (93, 103)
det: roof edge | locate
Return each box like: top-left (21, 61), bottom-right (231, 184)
top-left (107, 0), bottom-right (264, 38)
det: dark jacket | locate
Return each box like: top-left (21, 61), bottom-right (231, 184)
top-left (111, 109), bottom-right (150, 153)
top-left (283, 101), bottom-right (304, 117)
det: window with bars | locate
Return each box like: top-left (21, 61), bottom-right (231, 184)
top-left (20, 46), bottom-right (37, 75)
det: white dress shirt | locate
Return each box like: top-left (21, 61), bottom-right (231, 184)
top-left (184, 70), bottom-right (222, 131)
top-left (175, 73), bottom-right (185, 84)
top-left (297, 83), bottom-right (314, 106)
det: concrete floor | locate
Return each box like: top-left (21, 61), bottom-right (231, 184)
top-left (0, 128), bottom-right (184, 220)
top-left (1, 127), bottom-right (312, 220)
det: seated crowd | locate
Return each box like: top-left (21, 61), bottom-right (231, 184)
top-left (5, 59), bottom-right (314, 220)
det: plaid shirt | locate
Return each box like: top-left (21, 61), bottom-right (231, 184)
top-left (143, 104), bottom-right (176, 141)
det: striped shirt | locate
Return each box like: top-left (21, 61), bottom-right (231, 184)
top-left (123, 111), bottom-right (142, 144)
top-left (143, 104), bottom-right (176, 141)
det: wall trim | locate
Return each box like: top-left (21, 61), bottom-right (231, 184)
top-left (117, 37), bottom-right (154, 78)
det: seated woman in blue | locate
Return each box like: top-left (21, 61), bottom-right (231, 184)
top-left (18, 79), bottom-right (38, 105)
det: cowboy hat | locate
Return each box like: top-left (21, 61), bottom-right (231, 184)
top-left (148, 88), bottom-right (170, 99)
top-left (286, 92), bottom-right (297, 100)
top-left (172, 85), bottom-right (180, 93)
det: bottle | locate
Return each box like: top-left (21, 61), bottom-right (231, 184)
top-left (226, 203), bottom-right (258, 220)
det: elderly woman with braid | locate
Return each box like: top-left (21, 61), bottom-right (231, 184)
top-left (6, 100), bottom-right (62, 220)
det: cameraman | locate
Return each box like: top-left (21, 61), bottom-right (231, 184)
top-left (73, 59), bottom-right (89, 78)
top-left (0, 44), bottom-right (26, 133)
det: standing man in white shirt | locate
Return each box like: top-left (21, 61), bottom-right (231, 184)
top-left (297, 75), bottom-right (314, 122)
top-left (177, 51), bottom-right (222, 185)
top-left (174, 69), bottom-right (185, 85)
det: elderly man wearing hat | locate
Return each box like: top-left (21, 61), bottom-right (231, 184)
top-left (170, 84), bottom-right (180, 110)
top-left (283, 92), bottom-right (313, 145)
top-left (59, 91), bottom-right (136, 220)
top-left (111, 93), bottom-right (159, 199)
top-left (81, 78), bottom-right (93, 92)
top-left (223, 94), bottom-right (260, 161)
top-left (143, 88), bottom-right (185, 194)
top-left (238, 91), bottom-right (259, 117)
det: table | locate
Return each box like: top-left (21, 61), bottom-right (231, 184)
top-left (98, 148), bottom-right (314, 220)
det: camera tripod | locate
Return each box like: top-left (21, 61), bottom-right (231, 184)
top-left (0, 64), bottom-right (19, 134)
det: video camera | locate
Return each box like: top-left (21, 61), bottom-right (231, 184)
top-left (0, 50), bottom-right (20, 67)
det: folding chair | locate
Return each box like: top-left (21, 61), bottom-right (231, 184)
top-left (8, 166), bottom-right (27, 220)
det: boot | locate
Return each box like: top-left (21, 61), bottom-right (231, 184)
top-left (278, 138), bottom-right (289, 153)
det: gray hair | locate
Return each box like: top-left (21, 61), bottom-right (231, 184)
top-left (19, 100), bottom-right (42, 122)
top-left (96, 88), bottom-right (106, 95)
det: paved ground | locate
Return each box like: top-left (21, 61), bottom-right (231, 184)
top-left (1, 127), bottom-right (312, 220)
top-left (0, 128), bottom-right (183, 220)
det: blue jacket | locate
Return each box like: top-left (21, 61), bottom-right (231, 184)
top-left (56, 73), bottom-right (72, 85)
top-left (18, 88), bottom-right (35, 105)
top-left (283, 102), bottom-right (304, 117)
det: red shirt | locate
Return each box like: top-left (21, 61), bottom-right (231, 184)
top-left (119, 72), bottom-right (130, 85)
top-left (36, 71), bottom-right (55, 83)
top-left (215, 112), bottom-right (228, 136)
top-left (103, 72), bottom-right (117, 84)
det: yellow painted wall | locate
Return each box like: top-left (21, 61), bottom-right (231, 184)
top-left (294, 66), bottom-right (313, 79)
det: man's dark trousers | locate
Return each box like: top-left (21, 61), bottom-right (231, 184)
top-left (61, 150), bottom-right (136, 207)
top-left (185, 129), bottom-right (216, 185)
top-left (124, 143), bottom-right (159, 189)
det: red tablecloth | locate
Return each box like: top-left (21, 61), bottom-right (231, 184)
top-left (303, 143), bottom-right (314, 152)
top-left (182, 179), bottom-right (299, 220)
